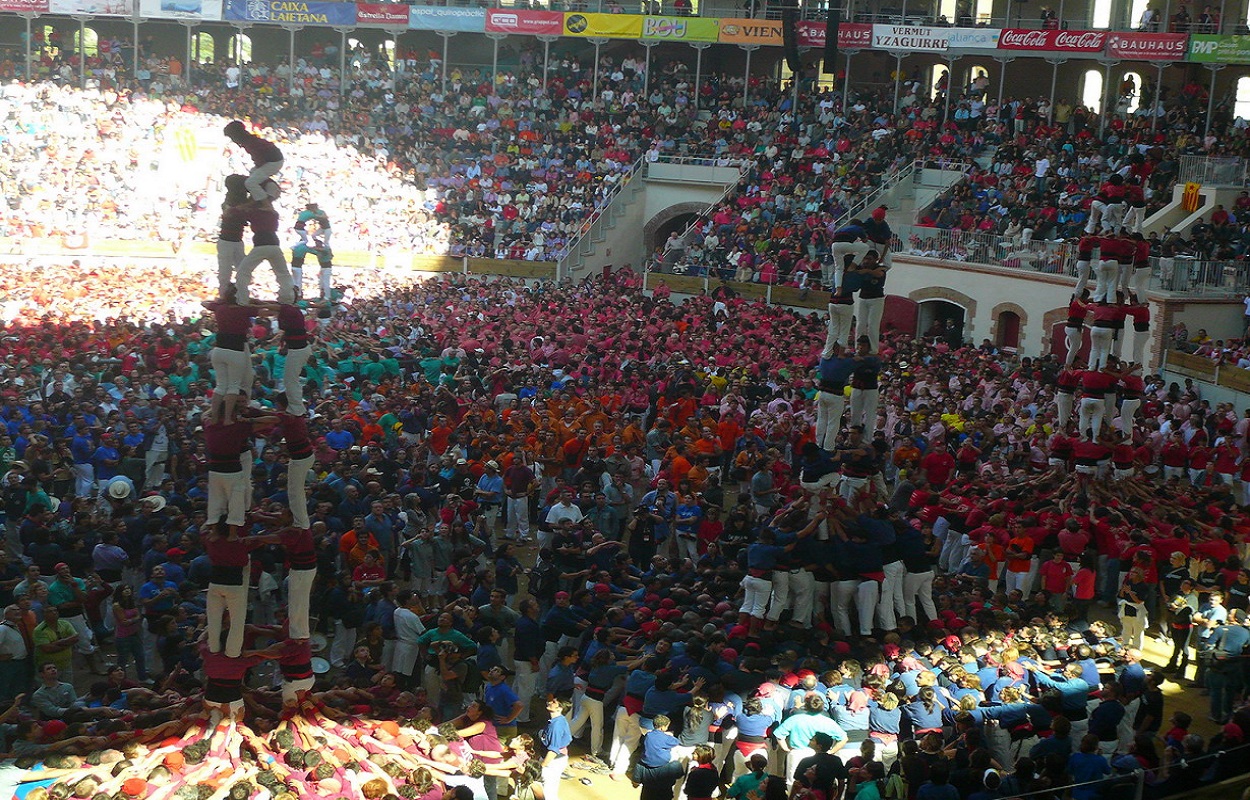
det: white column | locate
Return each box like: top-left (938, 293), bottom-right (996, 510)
top-left (741, 44), bottom-right (759, 105)
top-left (438, 31), bottom-right (456, 92)
top-left (692, 42), bottom-right (709, 110)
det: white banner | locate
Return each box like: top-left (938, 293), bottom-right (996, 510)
top-left (946, 27), bottom-right (1003, 49)
top-left (871, 24), bottom-right (950, 52)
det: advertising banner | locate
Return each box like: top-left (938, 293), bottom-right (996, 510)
top-left (997, 28), bottom-right (1107, 52)
top-left (640, 16), bottom-right (719, 43)
top-left (138, 0), bottom-right (223, 20)
top-left (1104, 31), bottom-right (1187, 59)
top-left (356, 2), bottom-right (407, 26)
top-left (1188, 34), bottom-right (1250, 63)
top-left (484, 8), bottom-right (563, 35)
top-left (562, 12), bottom-right (642, 38)
top-left (717, 17), bottom-right (782, 45)
top-left (223, 0), bottom-right (355, 25)
top-left (407, 6), bottom-right (486, 32)
top-left (794, 20), bottom-right (872, 49)
top-left (946, 26), bottom-right (1003, 49)
top-left (48, 0), bottom-right (133, 14)
top-left (0, 0), bottom-right (48, 11)
top-left (871, 25), bottom-right (952, 52)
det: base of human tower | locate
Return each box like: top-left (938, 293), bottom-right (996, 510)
top-left (33, 700), bottom-right (490, 800)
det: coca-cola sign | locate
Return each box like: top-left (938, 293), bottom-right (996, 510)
top-left (1104, 32), bottom-right (1188, 60)
top-left (998, 28), bottom-right (1107, 52)
top-left (794, 21), bottom-right (872, 49)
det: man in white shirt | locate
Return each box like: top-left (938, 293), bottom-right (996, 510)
top-left (544, 490), bottom-right (584, 550)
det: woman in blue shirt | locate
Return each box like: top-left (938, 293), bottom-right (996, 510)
top-left (730, 697), bottom-right (774, 779)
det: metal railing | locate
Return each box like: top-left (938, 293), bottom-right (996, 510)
top-left (556, 154), bottom-right (646, 279)
top-left (1154, 256), bottom-right (1250, 296)
top-left (1178, 156), bottom-right (1249, 187)
top-left (892, 223), bottom-right (1080, 278)
top-left (835, 160), bottom-right (918, 228)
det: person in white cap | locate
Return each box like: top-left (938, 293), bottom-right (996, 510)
top-left (475, 460), bottom-right (504, 541)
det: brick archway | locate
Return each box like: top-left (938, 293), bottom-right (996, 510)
top-left (989, 301), bottom-right (1029, 348)
top-left (643, 202), bottom-right (712, 254)
top-left (907, 286), bottom-right (978, 317)
top-left (1041, 307), bottom-right (1069, 355)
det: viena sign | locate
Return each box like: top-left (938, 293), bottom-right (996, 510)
top-left (997, 28), bottom-right (1108, 52)
top-left (870, 25), bottom-right (949, 52)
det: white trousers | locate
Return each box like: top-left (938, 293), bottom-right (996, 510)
top-left (828, 242), bottom-right (871, 287)
top-left (1063, 325), bottom-right (1083, 367)
top-left (1056, 392), bottom-right (1074, 427)
top-left (1075, 259), bottom-right (1094, 297)
top-left (283, 346), bottom-right (312, 415)
top-left (903, 570), bottom-right (937, 621)
top-left (856, 579), bottom-right (880, 635)
top-left (856, 296), bottom-right (886, 351)
top-left (236, 244), bottom-right (294, 305)
top-left (830, 580), bottom-right (859, 637)
top-left (143, 449), bottom-right (168, 490)
top-left (541, 754), bottom-right (567, 800)
top-left (740, 574), bottom-right (772, 618)
top-left (609, 707), bottom-right (640, 775)
top-left (506, 495), bottom-right (531, 538)
top-left (217, 239), bottom-right (246, 297)
top-left (287, 455), bottom-right (314, 529)
top-left (1093, 260), bottom-right (1119, 303)
top-left (790, 570), bottom-right (816, 628)
top-left (64, 613), bottom-right (96, 655)
top-left (319, 267), bottom-right (332, 299)
top-left (329, 620), bottom-right (356, 668)
top-left (207, 580), bottom-right (250, 658)
top-left (1078, 397), bottom-right (1105, 440)
top-left (766, 570), bottom-right (793, 622)
top-left (513, 659), bottom-right (539, 723)
top-left (850, 387), bottom-right (879, 433)
top-left (823, 304), bottom-right (854, 356)
top-left (1132, 325), bottom-right (1150, 366)
top-left (211, 346), bottom-right (252, 396)
top-left (245, 158), bottom-right (284, 201)
top-left (569, 695), bottom-right (606, 755)
top-left (207, 469), bottom-right (249, 526)
top-left (281, 676), bottom-right (315, 705)
top-left (288, 567), bottom-right (315, 639)
top-left (1089, 326), bottom-right (1114, 370)
top-left (878, 560), bottom-right (906, 630)
top-left (815, 390), bottom-right (846, 450)
top-left (785, 746), bottom-right (816, 787)
top-left (72, 463), bottom-right (95, 497)
top-left (1118, 398), bottom-right (1141, 434)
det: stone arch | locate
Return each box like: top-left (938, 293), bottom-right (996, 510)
top-left (989, 301), bottom-right (1029, 349)
top-left (907, 286), bottom-right (978, 318)
top-left (1040, 307), bottom-right (1069, 355)
top-left (643, 202), bottom-right (712, 255)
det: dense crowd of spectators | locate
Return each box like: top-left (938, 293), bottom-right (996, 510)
top-left (0, 261), bottom-right (1237, 800)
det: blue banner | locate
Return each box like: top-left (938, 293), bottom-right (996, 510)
top-left (223, 0), bottom-right (356, 25)
top-left (408, 6), bottom-right (486, 32)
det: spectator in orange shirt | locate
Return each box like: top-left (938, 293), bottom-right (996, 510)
top-left (667, 442), bottom-right (694, 487)
top-left (1003, 521), bottom-right (1037, 595)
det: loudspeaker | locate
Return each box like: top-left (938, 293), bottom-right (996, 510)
top-left (824, 8), bottom-right (839, 72)
top-left (782, 5), bottom-right (801, 77)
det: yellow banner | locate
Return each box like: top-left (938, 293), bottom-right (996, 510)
top-left (562, 12), bottom-right (643, 38)
top-left (717, 17), bottom-right (783, 45)
top-left (1181, 182), bottom-right (1201, 212)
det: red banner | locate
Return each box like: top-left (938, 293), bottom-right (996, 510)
top-left (485, 9), bottom-right (564, 35)
top-left (356, 3), bottom-right (408, 26)
top-left (997, 28), bottom-right (1107, 52)
top-left (1104, 31), bottom-right (1188, 60)
top-left (795, 21), bottom-right (872, 50)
